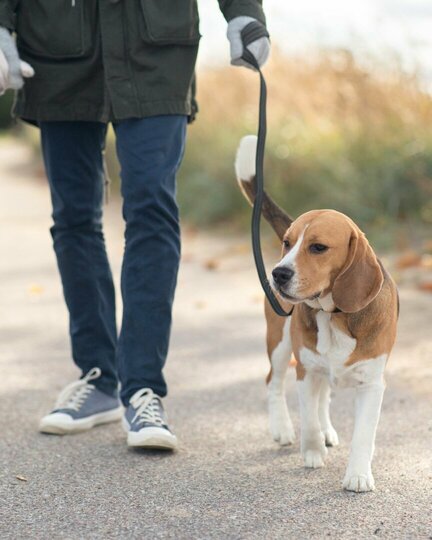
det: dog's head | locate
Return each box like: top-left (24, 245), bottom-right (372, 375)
top-left (271, 210), bottom-right (384, 313)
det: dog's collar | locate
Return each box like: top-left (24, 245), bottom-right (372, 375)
top-left (286, 306), bottom-right (342, 317)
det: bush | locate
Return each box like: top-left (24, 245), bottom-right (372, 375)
top-left (18, 48), bottom-right (432, 248)
top-left (176, 49), bottom-right (432, 245)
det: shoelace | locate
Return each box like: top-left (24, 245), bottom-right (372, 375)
top-left (130, 388), bottom-right (164, 427)
top-left (54, 367), bottom-right (101, 412)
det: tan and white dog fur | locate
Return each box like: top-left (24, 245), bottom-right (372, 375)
top-left (235, 135), bottom-right (399, 492)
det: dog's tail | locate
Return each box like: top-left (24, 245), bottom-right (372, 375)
top-left (235, 135), bottom-right (293, 241)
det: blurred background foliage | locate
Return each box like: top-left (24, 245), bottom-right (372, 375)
top-left (2, 49), bottom-right (431, 249)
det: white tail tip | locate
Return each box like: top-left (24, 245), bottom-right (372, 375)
top-left (235, 135), bottom-right (257, 182)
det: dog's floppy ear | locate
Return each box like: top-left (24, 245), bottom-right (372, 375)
top-left (332, 228), bottom-right (384, 313)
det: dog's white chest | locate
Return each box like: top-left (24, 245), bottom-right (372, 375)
top-left (300, 311), bottom-right (358, 387)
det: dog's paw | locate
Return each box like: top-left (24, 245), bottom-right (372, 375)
top-left (303, 449), bottom-right (326, 468)
top-left (323, 426), bottom-right (339, 447)
top-left (301, 430), bottom-right (328, 468)
top-left (269, 415), bottom-right (295, 446)
top-left (343, 471), bottom-right (375, 493)
top-left (272, 422), bottom-right (296, 446)
top-left (269, 399), bottom-right (295, 446)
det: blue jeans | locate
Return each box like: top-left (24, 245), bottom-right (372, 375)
top-left (40, 116), bottom-right (187, 405)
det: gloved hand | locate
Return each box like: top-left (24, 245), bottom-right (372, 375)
top-left (227, 16), bottom-right (270, 70)
top-left (0, 27), bottom-right (34, 96)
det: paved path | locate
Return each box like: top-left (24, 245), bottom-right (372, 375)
top-left (0, 139), bottom-right (431, 539)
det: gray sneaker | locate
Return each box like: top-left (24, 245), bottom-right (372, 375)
top-left (39, 367), bottom-right (122, 435)
top-left (123, 388), bottom-right (177, 450)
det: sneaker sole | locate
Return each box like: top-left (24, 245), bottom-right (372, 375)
top-left (39, 407), bottom-right (123, 435)
top-left (122, 418), bottom-right (177, 450)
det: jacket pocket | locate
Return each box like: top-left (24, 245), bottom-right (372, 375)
top-left (139, 0), bottom-right (201, 45)
top-left (16, 0), bottom-right (94, 59)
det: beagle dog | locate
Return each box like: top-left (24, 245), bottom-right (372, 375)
top-left (235, 135), bottom-right (399, 492)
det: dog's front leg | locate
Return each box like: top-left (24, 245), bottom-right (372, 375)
top-left (268, 318), bottom-right (295, 446)
top-left (343, 380), bottom-right (385, 492)
top-left (298, 371), bottom-right (328, 468)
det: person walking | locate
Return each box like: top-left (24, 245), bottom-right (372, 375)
top-left (0, 0), bottom-right (270, 450)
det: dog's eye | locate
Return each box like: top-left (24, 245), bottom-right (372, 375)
top-left (309, 243), bottom-right (328, 254)
top-left (283, 240), bottom-right (290, 249)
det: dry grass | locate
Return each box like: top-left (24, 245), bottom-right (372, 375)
top-left (4, 48), bottom-right (431, 249)
top-left (178, 49), bottom-right (432, 248)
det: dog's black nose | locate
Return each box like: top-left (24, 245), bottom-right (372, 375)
top-left (272, 266), bottom-right (294, 285)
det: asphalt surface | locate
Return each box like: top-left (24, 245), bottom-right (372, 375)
top-left (0, 140), bottom-right (431, 539)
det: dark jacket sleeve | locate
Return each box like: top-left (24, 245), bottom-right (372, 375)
top-left (0, 0), bottom-right (16, 31)
top-left (218, 0), bottom-right (266, 25)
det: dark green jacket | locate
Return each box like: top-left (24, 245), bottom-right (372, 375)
top-left (0, 0), bottom-right (265, 124)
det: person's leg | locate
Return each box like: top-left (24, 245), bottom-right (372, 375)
top-left (40, 121), bottom-right (118, 397)
top-left (113, 115), bottom-right (187, 406)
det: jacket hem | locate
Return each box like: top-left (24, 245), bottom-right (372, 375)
top-left (15, 99), bottom-right (193, 125)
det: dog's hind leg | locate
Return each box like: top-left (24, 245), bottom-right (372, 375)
top-left (297, 370), bottom-right (328, 468)
top-left (318, 379), bottom-right (339, 447)
top-left (267, 314), bottom-right (295, 446)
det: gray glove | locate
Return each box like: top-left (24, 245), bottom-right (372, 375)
top-left (227, 16), bottom-right (270, 70)
top-left (0, 27), bottom-right (34, 96)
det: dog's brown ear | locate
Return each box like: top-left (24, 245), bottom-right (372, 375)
top-left (332, 228), bottom-right (383, 313)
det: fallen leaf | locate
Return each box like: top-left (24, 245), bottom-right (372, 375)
top-left (395, 251), bottom-right (422, 270)
top-left (16, 475), bottom-right (28, 482)
top-left (203, 259), bottom-right (219, 271)
top-left (418, 282), bottom-right (432, 293)
top-left (28, 284), bottom-right (44, 295)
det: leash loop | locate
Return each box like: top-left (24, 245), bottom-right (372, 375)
top-left (240, 22), bottom-right (292, 318)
